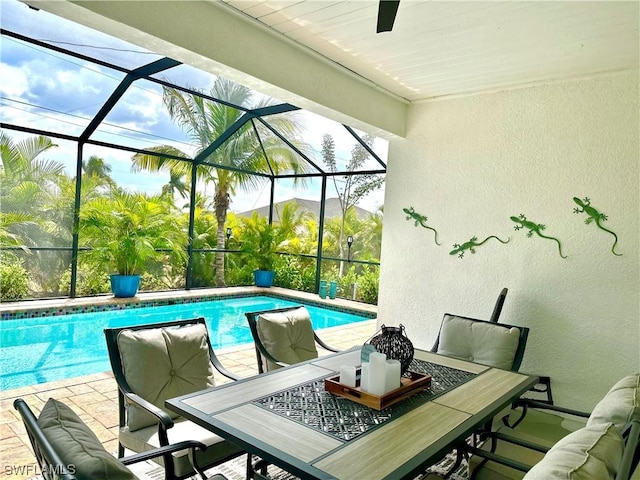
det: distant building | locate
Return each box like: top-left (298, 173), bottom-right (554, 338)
top-left (235, 198), bottom-right (373, 221)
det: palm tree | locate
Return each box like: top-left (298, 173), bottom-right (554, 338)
top-left (0, 132), bottom-right (63, 247)
top-left (82, 155), bottom-right (115, 190)
top-left (132, 78), bottom-right (310, 286)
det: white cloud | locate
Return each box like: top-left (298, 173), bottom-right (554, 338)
top-left (0, 63), bottom-right (29, 96)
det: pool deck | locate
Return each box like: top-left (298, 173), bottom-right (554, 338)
top-left (0, 288), bottom-right (378, 480)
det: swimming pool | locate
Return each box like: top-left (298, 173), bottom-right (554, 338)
top-left (0, 295), bottom-right (373, 390)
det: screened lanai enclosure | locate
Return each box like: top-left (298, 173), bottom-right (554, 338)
top-left (0, 1), bottom-right (387, 304)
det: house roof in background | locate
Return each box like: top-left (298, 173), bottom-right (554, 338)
top-left (236, 197), bottom-right (374, 221)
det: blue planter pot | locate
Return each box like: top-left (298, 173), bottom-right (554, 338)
top-left (253, 270), bottom-right (275, 288)
top-left (110, 274), bottom-right (141, 298)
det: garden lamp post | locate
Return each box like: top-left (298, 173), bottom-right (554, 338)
top-left (347, 235), bottom-right (354, 262)
top-left (225, 227), bottom-right (232, 249)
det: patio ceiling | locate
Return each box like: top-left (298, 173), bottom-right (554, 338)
top-left (21, 1), bottom-right (639, 140)
top-left (219, 0), bottom-right (639, 102)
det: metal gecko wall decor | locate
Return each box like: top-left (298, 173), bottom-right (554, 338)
top-left (572, 197), bottom-right (622, 256)
top-left (403, 207), bottom-right (441, 245)
top-left (403, 200), bottom-right (621, 261)
top-left (510, 213), bottom-right (567, 258)
top-left (449, 235), bottom-right (510, 259)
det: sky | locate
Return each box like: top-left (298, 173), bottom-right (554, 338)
top-left (0, 0), bottom-right (387, 213)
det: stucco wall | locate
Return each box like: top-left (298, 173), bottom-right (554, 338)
top-left (379, 71), bottom-right (639, 410)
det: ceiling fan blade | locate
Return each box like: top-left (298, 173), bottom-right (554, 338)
top-left (376, 0), bottom-right (400, 33)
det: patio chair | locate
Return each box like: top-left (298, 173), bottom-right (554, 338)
top-left (245, 305), bottom-right (340, 374)
top-left (14, 397), bottom-right (228, 480)
top-left (431, 312), bottom-right (552, 426)
top-left (104, 318), bottom-right (245, 480)
top-left (466, 373), bottom-right (640, 480)
top-left (426, 313), bottom-right (530, 477)
top-left (430, 313), bottom-right (529, 371)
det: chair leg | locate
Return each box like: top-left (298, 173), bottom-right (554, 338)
top-left (246, 454), bottom-right (253, 480)
top-left (442, 448), bottom-right (466, 479)
top-left (118, 442), bottom-right (125, 458)
top-left (468, 433), bottom-right (502, 480)
top-left (247, 453), bottom-right (267, 479)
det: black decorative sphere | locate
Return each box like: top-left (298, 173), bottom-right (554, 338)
top-left (368, 324), bottom-right (414, 374)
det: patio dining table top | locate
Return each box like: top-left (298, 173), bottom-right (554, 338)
top-left (167, 347), bottom-right (538, 480)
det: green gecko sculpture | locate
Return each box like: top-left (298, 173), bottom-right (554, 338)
top-left (573, 197), bottom-right (621, 256)
top-left (403, 206), bottom-right (441, 245)
top-left (449, 235), bottom-right (509, 258)
top-left (510, 213), bottom-right (566, 258)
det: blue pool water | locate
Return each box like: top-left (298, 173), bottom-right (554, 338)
top-left (0, 295), bottom-right (371, 390)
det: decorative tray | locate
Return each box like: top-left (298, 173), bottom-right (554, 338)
top-left (324, 368), bottom-right (431, 410)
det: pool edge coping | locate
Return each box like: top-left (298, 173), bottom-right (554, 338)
top-left (0, 286), bottom-right (378, 320)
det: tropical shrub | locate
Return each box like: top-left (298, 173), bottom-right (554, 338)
top-left (0, 260), bottom-right (30, 301)
top-left (356, 265), bottom-right (379, 305)
top-left (274, 255), bottom-right (316, 292)
top-left (58, 264), bottom-right (110, 297)
top-left (79, 191), bottom-right (187, 276)
top-left (239, 214), bottom-right (288, 271)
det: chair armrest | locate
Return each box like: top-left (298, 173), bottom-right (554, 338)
top-left (120, 440), bottom-right (207, 466)
top-left (465, 444), bottom-right (532, 474)
top-left (616, 420), bottom-right (640, 480)
top-left (502, 397), bottom-right (590, 429)
top-left (527, 376), bottom-right (554, 404)
top-left (210, 353), bottom-right (242, 382)
top-left (255, 337), bottom-right (291, 370)
top-left (515, 398), bottom-right (590, 418)
top-left (121, 440), bottom-right (211, 478)
top-left (314, 333), bottom-right (340, 353)
top-left (490, 430), bottom-right (551, 454)
top-left (122, 391), bottom-right (174, 430)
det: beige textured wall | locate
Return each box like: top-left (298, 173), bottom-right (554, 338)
top-left (379, 71), bottom-right (639, 410)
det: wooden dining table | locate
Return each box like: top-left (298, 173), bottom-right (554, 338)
top-left (166, 347), bottom-right (538, 480)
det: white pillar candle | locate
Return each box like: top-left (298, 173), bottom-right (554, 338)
top-left (360, 362), bottom-right (370, 392)
top-left (368, 352), bottom-right (387, 396)
top-left (385, 359), bottom-right (401, 393)
top-left (339, 365), bottom-right (356, 387)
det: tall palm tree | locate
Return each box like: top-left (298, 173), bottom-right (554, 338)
top-left (82, 155), bottom-right (115, 190)
top-left (132, 78), bottom-right (311, 286)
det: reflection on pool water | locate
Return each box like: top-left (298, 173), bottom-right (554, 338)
top-left (0, 295), bottom-right (372, 390)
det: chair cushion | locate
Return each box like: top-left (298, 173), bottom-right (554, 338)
top-left (436, 315), bottom-right (521, 370)
top-left (119, 417), bottom-right (242, 477)
top-left (117, 323), bottom-right (216, 431)
top-left (523, 422), bottom-right (624, 480)
top-left (257, 307), bottom-right (318, 371)
top-left (38, 398), bottom-right (136, 480)
top-left (587, 374), bottom-right (640, 431)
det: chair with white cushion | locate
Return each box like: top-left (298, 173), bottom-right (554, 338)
top-left (14, 397), bottom-right (229, 480)
top-left (104, 318), bottom-right (245, 480)
top-left (245, 305), bottom-right (340, 374)
top-left (424, 313), bottom-right (530, 478)
top-left (467, 373), bottom-right (640, 480)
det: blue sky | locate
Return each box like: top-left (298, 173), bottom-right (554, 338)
top-left (0, 0), bottom-right (387, 213)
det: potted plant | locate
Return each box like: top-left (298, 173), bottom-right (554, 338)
top-left (80, 192), bottom-right (186, 297)
top-left (240, 214), bottom-right (284, 288)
